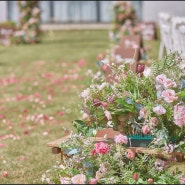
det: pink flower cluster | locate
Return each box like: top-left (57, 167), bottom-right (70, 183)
top-left (114, 134), bottom-right (128, 144)
top-left (173, 105), bottom-right (185, 127)
top-left (92, 142), bottom-right (110, 155)
top-left (161, 89), bottom-right (178, 103)
top-left (153, 105), bottom-right (166, 115)
top-left (71, 174), bottom-right (86, 184)
top-left (156, 74), bottom-right (176, 89)
top-left (156, 74), bottom-right (178, 103)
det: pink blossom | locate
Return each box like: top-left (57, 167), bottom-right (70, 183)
top-left (142, 125), bottom-right (150, 135)
top-left (60, 177), bottom-right (71, 184)
top-left (133, 173), bottom-right (139, 181)
top-left (93, 99), bottom-right (101, 107)
top-left (173, 105), bottom-right (185, 127)
top-left (127, 149), bottom-right (135, 159)
top-left (153, 105), bottom-right (166, 115)
top-left (179, 176), bottom-right (185, 184)
top-left (71, 174), bottom-right (86, 184)
top-left (102, 65), bottom-right (108, 71)
top-left (3, 171), bottom-right (8, 178)
top-left (104, 110), bottom-right (112, 120)
top-left (101, 102), bottom-right (108, 108)
top-left (149, 117), bottom-right (158, 127)
top-left (148, 178), bottom-right (154, 184)
top-left (89, 178), bottom-right (98, 184)
top-left (91, 149), bottom-right (97, 156)
top-left (137, 64), bottom-right (145, 73)
top-left (107, 94), bottom-right (115, 103)
top-left (99, 164), bottom-right (107, 174)
top-left (114, 134), bottom-right (128, 144)
top-left (82, 113), bottom-right (89, 120)
top-left (0, 143), bottom-right (6, 147)
top-left (155, 84), bottom-right (163, 91)
top-left (139, 108), bottom-right (147, 118)
top-left (156, 74), bottom-right (167, 84)
top-left (95, 142), bottom-right (109, 155)
top-left (161, 89), bottom-right (178, 103)
top-left (163, 78), bottom-right (177, 89)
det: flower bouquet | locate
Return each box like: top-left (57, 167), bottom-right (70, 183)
top-left (13, 1), bottom-right (41, 44)
top-left (73, 51), bottom-right (185, 152)
top-left (110, 1), bottom-right (137, 42)
top-left (41, 132), bottom-right (185, 184)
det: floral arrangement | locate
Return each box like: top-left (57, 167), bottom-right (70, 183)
top-left (41, 132), bottom-right (185, 184)
top-left (110, 1), bottom-right (137, 42)
top-left (73, 51), bottom-right (185, 152)
top-left (13, 1), bottom-right (41, 44)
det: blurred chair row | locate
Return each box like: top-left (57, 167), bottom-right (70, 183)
top-left (158, 12), bottom-right (185, 60)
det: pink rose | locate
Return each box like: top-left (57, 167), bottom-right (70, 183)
top-left (91, 149), bottom-right (97, 156)
top-left (95, 142), bottom-right (109, 155)
top-left (101, 102), bottom-right (108, 108)
top-left (89, 178), bottom-right (98, 184)
top-left (93, 99), bottom-right (101, 107)
top-left (102, 65), bottom-right (108, 71)
top-left (133, 173), bottom-right (139, 181)
top-left (137, 64), bottom-right (145, 73)
top-left (156, 74), bottom-right (167, 84)
top-left (163, 78), bottom-right (177, 89)
top-left (104, 110), bottom-right (112, 120)
top-left (82, 113), bottom-right (89, 120)
top-left (149, 117), bottom-right (158, 127)
top-left (161, 89), bottom-right (178, 103)
top-left (153, 105), bottom-right (166, 115)
top-left (139, 108), bottom-right (147, 118)
top-left (114, 134), bottom-right (128, 144)
top-left (71, 174), bottom-right (86, 184)
top-left (173, 105), bottom-right (185, 127)
top-left (142, 125), bottom-right (150, 135)
top-left (148, 178), bottom-right (154, 184)
top-left (127, 149), bottom-right (135, 159)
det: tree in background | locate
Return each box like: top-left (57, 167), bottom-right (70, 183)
top-left (14, 1), bottom-right (41, 44)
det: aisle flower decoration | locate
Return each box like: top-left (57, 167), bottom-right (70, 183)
top-left (73, 51), bottom-right (185, 152)
top-left (110, 1), bottom-right (137, 42)
top-left (13, 1), bottom-right (41, 44)
top-left (41, 52), bottom-right (185, 184)
top-left (41, 132), bottom-right (184, 184)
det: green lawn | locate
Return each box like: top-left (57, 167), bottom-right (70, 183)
top-left (0, 29), bottom-right (159, 183)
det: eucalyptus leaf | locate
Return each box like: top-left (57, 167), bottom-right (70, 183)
top-left (125, 97), bottom-right (133, 104)
top-left (64, 148), bottom-right (80, 155)
top-left (180, 79), bottom-right (185, 89)
top-left (135, 103), bottom-right (143, 112)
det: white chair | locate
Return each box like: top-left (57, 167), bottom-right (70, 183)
top-left (158, 12), bottom-right (172, 60)
top-left (176, 21), bottom-right (185, 59)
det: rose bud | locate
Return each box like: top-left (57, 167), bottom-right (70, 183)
top-left (97, 54), bottom-right (102, 61)
top-left (137, 64), bottom-right (145, 73)
top-left (148, 178), bottom-right (154, 184)
top-left (133, 172), bottom-right (139, 181)
top-left (93, 99), bottom-right (101, 107)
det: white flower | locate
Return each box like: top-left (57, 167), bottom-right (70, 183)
top-left (143, 66), bottom-right (152, 77)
